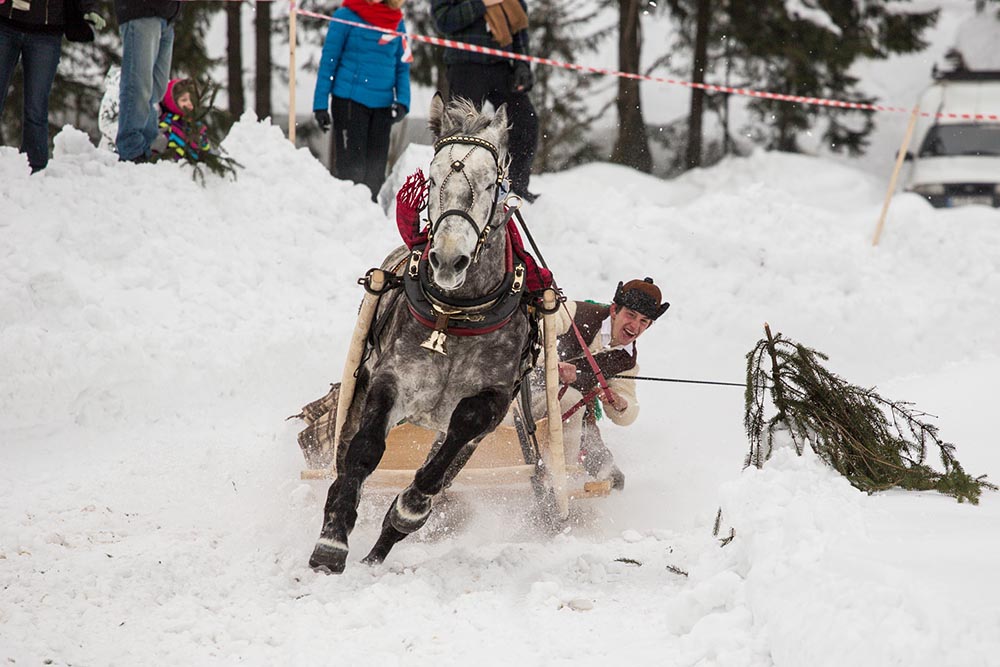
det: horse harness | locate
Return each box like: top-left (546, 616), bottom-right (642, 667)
top-left (364, 134), bottom-right (528, 356)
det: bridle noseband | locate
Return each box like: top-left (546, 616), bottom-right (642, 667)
top-left (427, 134), bottom-right (511, 262)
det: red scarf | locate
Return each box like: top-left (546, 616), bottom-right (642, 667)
top-left (342, 0), bottom-right (403, 30)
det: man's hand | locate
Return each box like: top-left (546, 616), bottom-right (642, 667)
top-left (83, 11), bottom-right (106, 30)
top-left (314, 109), bottom-right (331, 132)
top-left (557, 362), bottom-right (577, 385)
top-left (511, 61), bottom-right (533, 94)
top-left (606, 391), bottom-right (628, 412)
top-left (483, 0), bottom-right (504, 6)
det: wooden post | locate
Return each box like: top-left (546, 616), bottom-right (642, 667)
top-left (542, 289), bottom-right (570, 519)
top-left (329, 271), bottom-right (386, 465)
top-left (872, 105), bottom-right (921, 246)
top-left (288, 0), bottom-right (298, 144)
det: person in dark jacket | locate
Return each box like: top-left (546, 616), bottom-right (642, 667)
top-left (313, 0), bottom-right (411, 202)
top-left (0, 0), bottom-right (105, 172)
top-left (114, 0), bottom-right (180, 162)
top-left (431, 0), bottom-right (539, 202)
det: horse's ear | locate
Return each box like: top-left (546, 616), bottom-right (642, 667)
top-left (428, 92), bottom-right (447, 139)
top-left (490, 103), bottom-right (510, 152)
top-left (491, 103), bottom-right (509, 133)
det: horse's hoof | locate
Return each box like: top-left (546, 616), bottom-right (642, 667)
top-left (360, 549), bottom-right (385, 567)
top-left (309, 539), bottom-right (348, 574)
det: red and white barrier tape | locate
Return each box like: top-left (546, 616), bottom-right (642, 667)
top-left (296, 8), bottom-right (999, 121)
top-left (177, 1), bottom-right (1000, 122)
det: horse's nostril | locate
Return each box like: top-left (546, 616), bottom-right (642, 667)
top-left (429, 251), bottom-right (441, 269)
top-left (453, 256), bottom-right (470, 272)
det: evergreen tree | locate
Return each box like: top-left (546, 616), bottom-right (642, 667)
top-left (732, 0), bottom-right (936, 155)
top-left (745, 324), bottom-right (996, 504)
top-left (664, 0), bottom-right (937, 158)
top-left (528, 0), bottom-right (611, 171)
top-left (609, 0), bottom-right (656, 173)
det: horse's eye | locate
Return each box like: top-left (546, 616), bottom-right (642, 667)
top-left (485, 183), bottom-right (495, 191)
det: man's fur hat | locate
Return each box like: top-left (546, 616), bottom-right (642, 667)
top-left (613, 277), bottom-right (669, 321)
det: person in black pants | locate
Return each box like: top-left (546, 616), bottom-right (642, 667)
top-left (313, 0), bottom-right (410, 202)
top-left (431, 0), bottom-right (539, 202)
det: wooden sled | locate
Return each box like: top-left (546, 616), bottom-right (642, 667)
top-left (299, 281), bottom-right (610, 517)
top-left (300, 420), bottom-right (614, 501)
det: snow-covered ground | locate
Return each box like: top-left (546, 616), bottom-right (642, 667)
top-left (2, 112), bottom-right (999, 665)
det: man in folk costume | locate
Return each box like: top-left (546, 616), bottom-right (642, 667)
top-left (431, 0), bottom-right (539, 202)
top-left (541, 278), bottom-right (669, 490)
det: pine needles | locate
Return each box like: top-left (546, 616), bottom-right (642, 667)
top-left (153, 80), bottom-right (243, 185)
top-left (745, 324), bottom-right (996, 504)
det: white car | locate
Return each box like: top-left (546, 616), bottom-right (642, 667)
top-left (904, 74), bottom-right (1000, 208)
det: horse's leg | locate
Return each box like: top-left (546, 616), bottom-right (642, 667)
top-left (363, 388), bottom-right (509, 565)
top-left (309, 378), bottom-right (398, 574)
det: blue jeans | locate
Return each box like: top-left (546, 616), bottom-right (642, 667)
top-left (0, 22), bottom-right (62, 172)
top-left (116, 17), bottom-right (174, 161)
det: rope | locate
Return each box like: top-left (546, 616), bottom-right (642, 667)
top-left (612, 374), bottom-right (744, 388)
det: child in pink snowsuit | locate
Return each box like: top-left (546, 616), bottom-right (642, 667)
top-left (157, 78), bottom-right (212, 161)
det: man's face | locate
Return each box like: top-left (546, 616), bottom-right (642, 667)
top-left (609, 304), bottom-right (652, 347)
top-left (177, 91), bottom-right (193, 113)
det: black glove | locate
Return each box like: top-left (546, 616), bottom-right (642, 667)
top-left (511, 61), bottom-right (534, 94)
top-left (314, 109), bottom-right (331, 132)
top-left (391, 102), bottom-right (407, 124)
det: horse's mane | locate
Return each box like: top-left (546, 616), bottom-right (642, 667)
top-left (436, 97), bottom-right (498, 139)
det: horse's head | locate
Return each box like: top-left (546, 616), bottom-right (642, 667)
top-left (424, 94), bottom-right (510, 291)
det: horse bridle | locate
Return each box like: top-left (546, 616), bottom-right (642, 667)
top-left (426, 134), bottom-right (511, 262)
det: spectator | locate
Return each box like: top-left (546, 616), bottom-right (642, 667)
top-left (313, 0), bottom-right (411, 202)
top-left (114, 0), bottom-right (180, 163)
top-left (157, 77), bottom-right (212, 161)
top-left (431, 0), bottom-right (539, 202)
top-left (0, 0), bottom-right (105, 172)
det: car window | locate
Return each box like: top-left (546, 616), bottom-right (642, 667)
top-left (918, 124), bottom-right (1000, 157)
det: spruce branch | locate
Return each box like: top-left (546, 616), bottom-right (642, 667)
top-left (744, 325), bottom-right (996, 504)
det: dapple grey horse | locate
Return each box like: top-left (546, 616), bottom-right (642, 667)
top-left (309, 95), bottom-right (533, 574)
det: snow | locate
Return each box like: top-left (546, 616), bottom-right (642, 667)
top-left (3, 106), bottom-right (999, 665)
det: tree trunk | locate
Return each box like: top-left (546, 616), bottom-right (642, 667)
top-left (685, 0), bottom-right (711, 169)
top-left (610, 0), bottom-right (652, 173)
top-left (255, 0), bottom-right (272, 118)
top-left (227, 2), bottom-right (245, 117)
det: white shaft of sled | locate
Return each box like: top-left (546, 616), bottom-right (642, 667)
top-left (331, 270), bottom-right (386, 466)
top-left (542, 289), bottom-right (570, 519)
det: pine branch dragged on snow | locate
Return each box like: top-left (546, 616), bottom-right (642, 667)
top-left (154, 80), bottom-right (243, 185)
top-left (744, 324), bottom-right (996, 504)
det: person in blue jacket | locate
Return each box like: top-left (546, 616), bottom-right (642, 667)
top-left (313, 0), bottom-right (411, 201)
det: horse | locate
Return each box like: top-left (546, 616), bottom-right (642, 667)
top-left (308, 95), bottom-right (535, 574)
